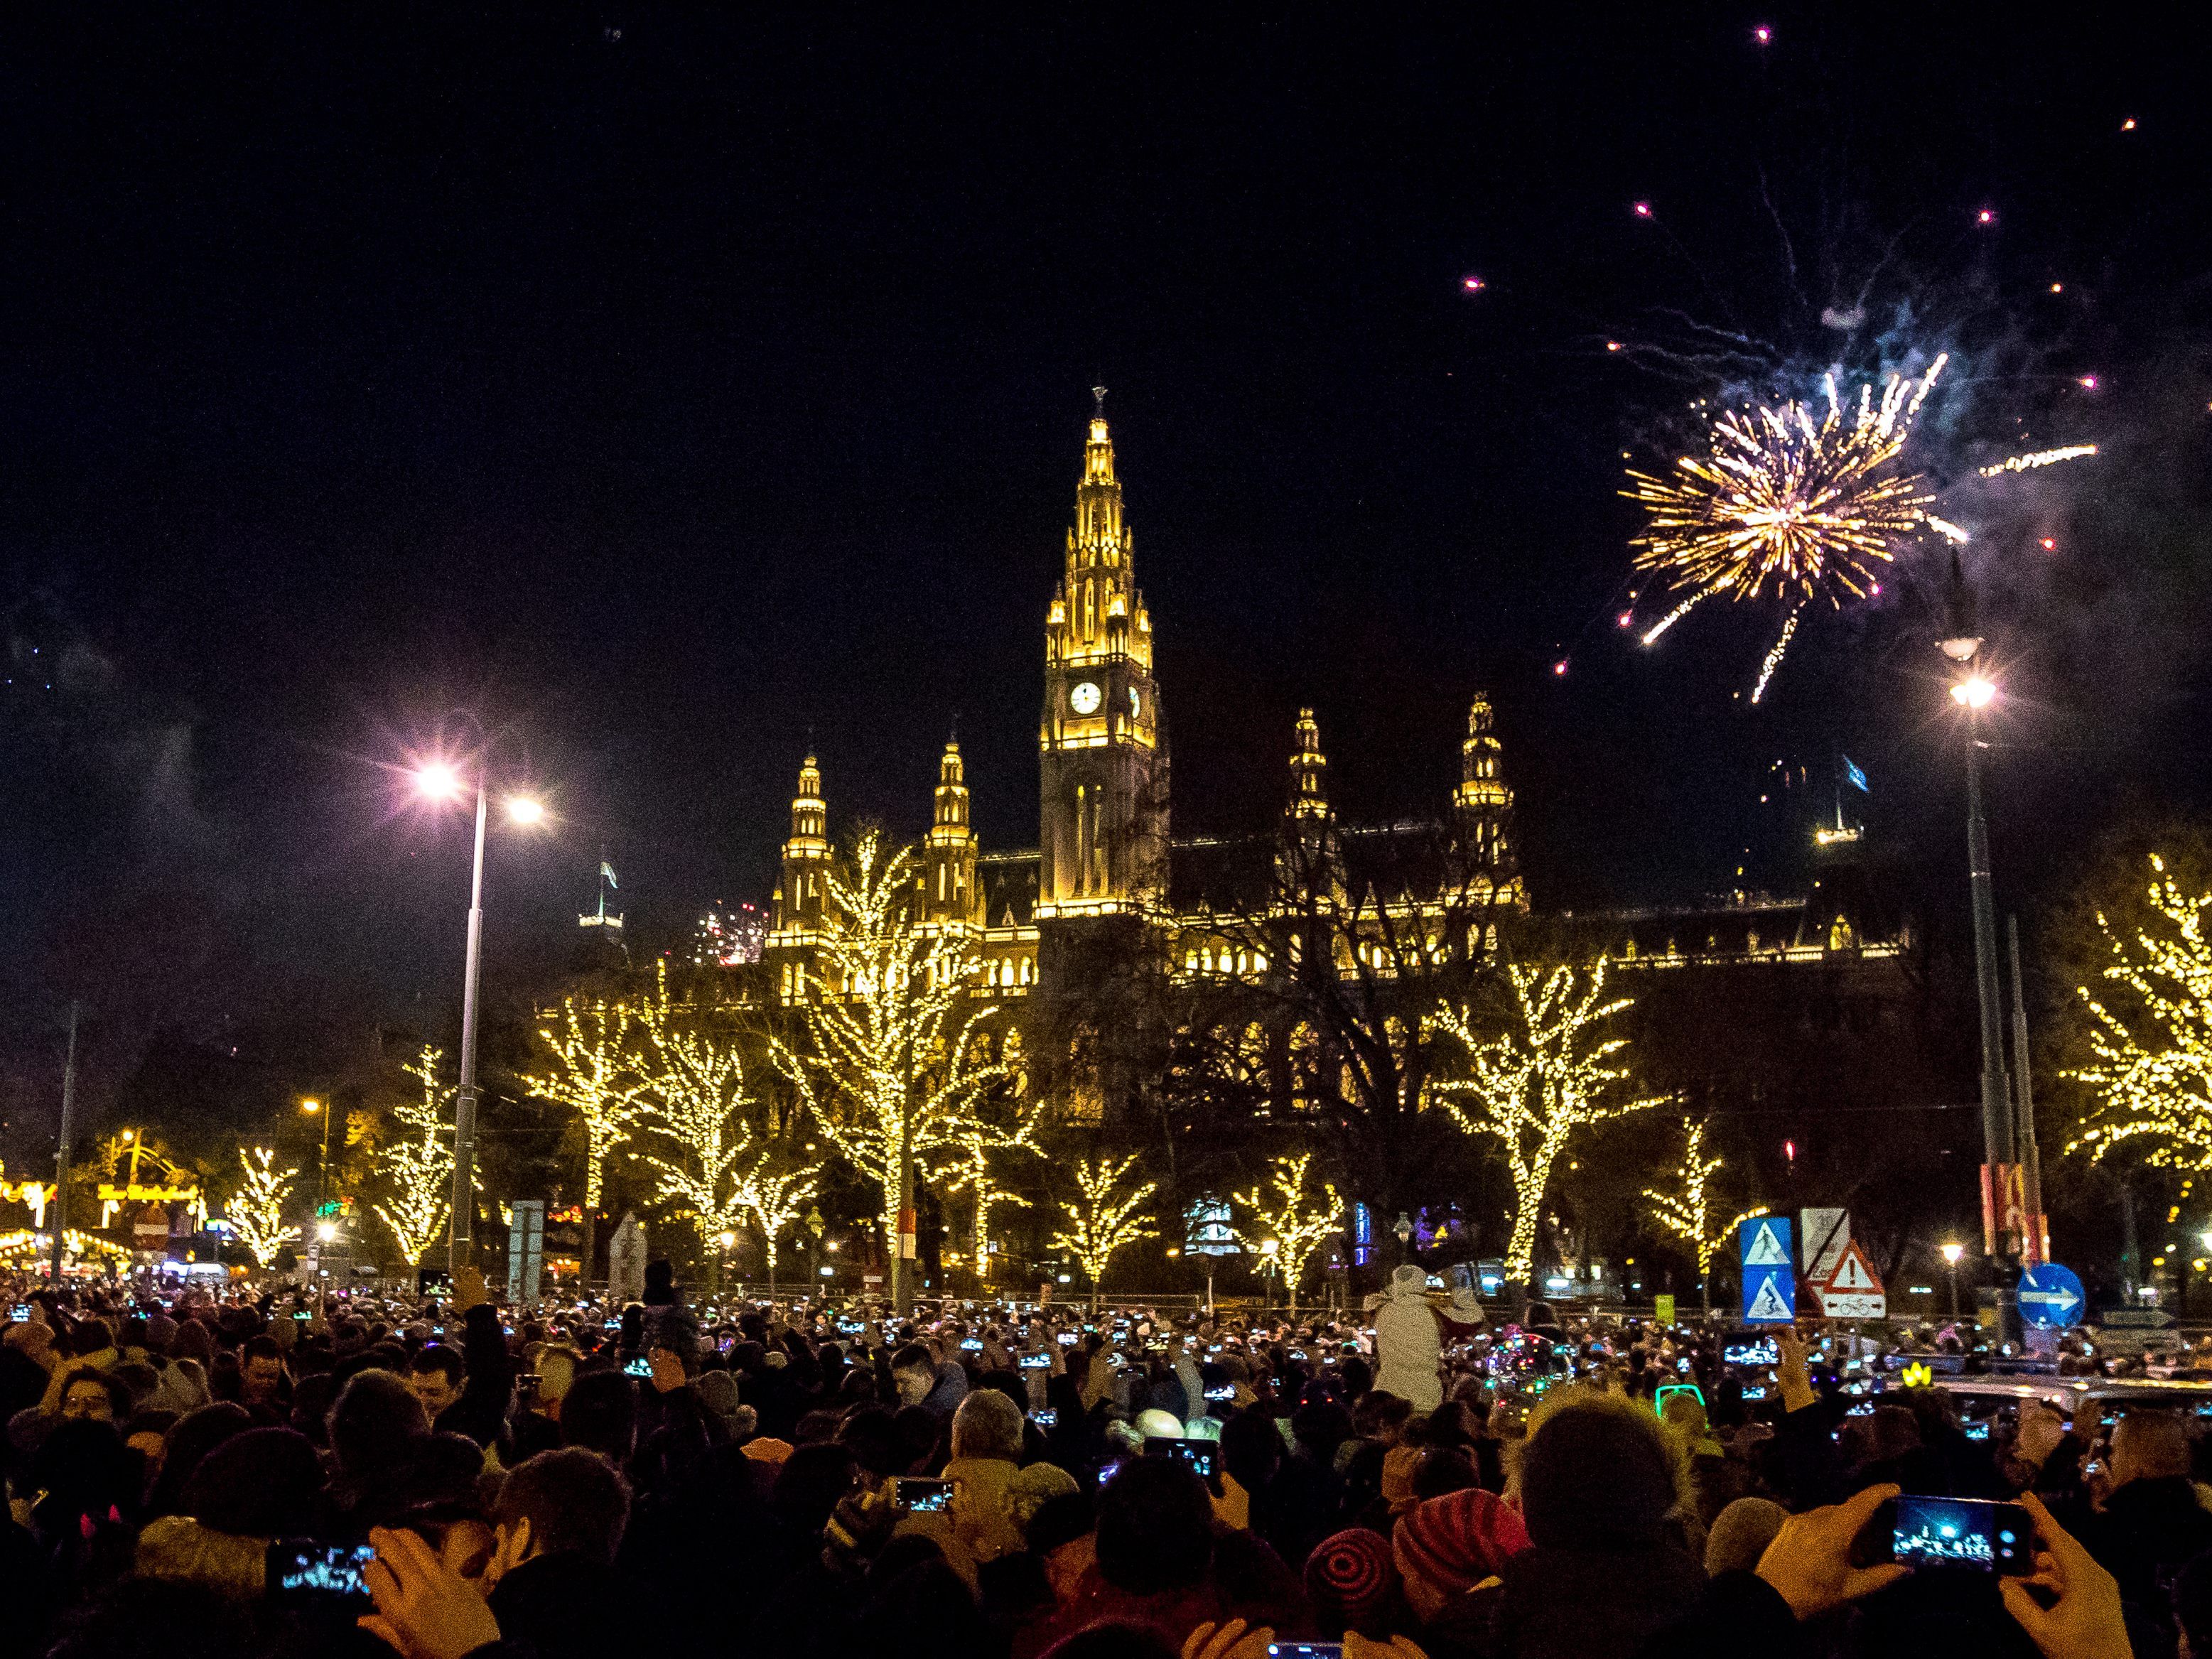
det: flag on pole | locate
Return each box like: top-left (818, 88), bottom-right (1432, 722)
top-left (600, 861), bottom-right (618, 888)
top-left (1843, 756), bottom-right (1869, 792)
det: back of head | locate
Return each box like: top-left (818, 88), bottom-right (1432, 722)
top-left (772, 1442), bottom-right (858, 1535)
top-left (149, 1401), bottom-right (254, 1515)
top-left (1094, 1456), bottom-right (1212, 1595)
top-left (951, 1387), bottom-right (1025, 1462)
top-left (1518, 1389), bottom-right (1687, 1550)
top-left (561, 1369), bottom-right (639, 1463)
top-left (328, 1368), bottom-right (430, 1480)
top-left (1219, 1408), bottom-right (1284, 1493)
top-left (536, 1344), bottom-right (581, 1403)
top-left (1704, 1496), bottom-right (1789, 1576)
top-left (838, 1405), bottom-right (900, 1478)
top-left (180, 1427), bottom-right (322, 1538)
top-left (495, 1447), bottom-right (632, 1565)
top-left (2113, 1410), bottom-right (2191, 1485)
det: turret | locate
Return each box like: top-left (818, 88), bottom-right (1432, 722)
top-left (922, 740), bottom-right (983, 928)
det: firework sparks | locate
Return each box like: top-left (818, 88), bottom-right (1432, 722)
top-left (1750, 605), bottom-right (1803, 704)
top-left (1980, 444), bottom-right (2098, 477)
top-left (1624, 357), bottom-right (1946, 693)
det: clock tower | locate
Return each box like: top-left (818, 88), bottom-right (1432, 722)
top-left (1038, 389), bottom-right (1167, 917)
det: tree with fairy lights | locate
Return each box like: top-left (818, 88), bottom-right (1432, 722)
top-left (1432, 958), bottom-right (1663, 1287)
top-left (375, 1046), bottom-right (455, 1268)
top-left (1234, 1151), bottom-right (1341, 1317)
top-left (741, 1157), bottom-right (821, 1297)
top-left (2065, 855), bottom-right (2212, 1174)
top-left (1050, 1153), bottom-right (1158, 1313)
top-left (522, 994), bottom-right (651, 1273)
top-left (770, 830), bottom-right (1023, 1310)
top-left (1642, 1119), bottom-right (1766, 1311)
top-left (225, 1147), bottom-right (300, 1269)
top-left (636, 963), bottom-right (760, 1286)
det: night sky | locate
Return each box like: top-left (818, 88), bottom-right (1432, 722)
top-left (5, 9), bottom-right (2210, 1118)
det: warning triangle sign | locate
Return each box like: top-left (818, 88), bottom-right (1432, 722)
top-left (1744, 1221), bottom-right (1791, 1266)
top-left (1746, 1274), bottom-right (1793, 1321)
top-left (1823, 1242), bottom-right (1882, 1295)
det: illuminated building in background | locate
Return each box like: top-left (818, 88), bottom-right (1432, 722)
top-left (760, 391), bottom-right (1914, 1143)
top-left (694, 902), bottom-right (767, 967)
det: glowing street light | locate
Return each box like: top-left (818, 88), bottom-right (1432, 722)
top-left (302, 1098), bottom-right (333, 1220)
top-left (1941, 558), bottom-right (2021, 1344)
top-left (1941, 1241), bottom-right (1965, 1319)
top-left (411, 750), bottom-right (549, 1271)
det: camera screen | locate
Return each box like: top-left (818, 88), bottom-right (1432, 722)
top-left (1723, 1339), bottom-right (1778, 1366)
top-left (624, 1356), bottom-right (652, 1378)
top-left (1892, 1496), bottom-right (2032, 1572)
top-left (896, 1479), bottom-right (955, 1513)
top-left (271, 1542), bottom-right (377, 1601)
top-left (1148, 1437), bottom-right (1218, 1479)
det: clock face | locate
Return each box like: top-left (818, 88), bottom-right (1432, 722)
top-left (1070, 681), bottom-right (1102, 715)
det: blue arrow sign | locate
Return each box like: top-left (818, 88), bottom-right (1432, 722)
top-left (2017, 1263), bottom-right (2084, 1330)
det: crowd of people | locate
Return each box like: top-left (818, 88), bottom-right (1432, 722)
top-left (3, 1261), bottom-right (2201, 1659)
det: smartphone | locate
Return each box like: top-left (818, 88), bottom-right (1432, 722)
top-left (1724, 1338), bottom-right (1779, 1366)
top-left (1205, 1385), bottom-right (1236, 1402)
top-left (1058, 1332), bottom-right (1079, 1346)
top-left (1675, 1357), bottom-right (1693, 1374)
top-left (894, 1477), bottom-right (956, 1513)
top-left (1030, 1407), bottom-right (1059, 1429)
top-left (9, 1305), bottom-right (28, 1323)
top-left (1963, 1421), bottom-right (1992, 1442)
top-left (624, 1356), bottom-right (652, 1378)
top-left (1865, 1496), bottom-right (2036, 1573)
top-left (1146, 1436), bottom-right (1221, 1486)
top-left (268, 1540), bottom-right (377, 1604)
top-left (1020, 1353), bottom-right (1051, 1368)
top-left (1740, 1383), bottom-right (1771, 1402)
top-left (1269, 1647), bottom-right (1344, 1659)
top-left (514, 1373), bottom-right (540, 1403)
top-left (961, 1339), bottom-right (983, 1351)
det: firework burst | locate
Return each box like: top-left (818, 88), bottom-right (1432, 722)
top-left (1625, 357), bottom-right (1947, 700)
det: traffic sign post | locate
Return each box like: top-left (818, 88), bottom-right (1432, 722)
top-left (1801, 1209), bottom-right (1851, 1285)
top-left (2017, 1263), bottom-right (2084, 1329)
top-left (1740, 1216), bottom-right (1795, 1324)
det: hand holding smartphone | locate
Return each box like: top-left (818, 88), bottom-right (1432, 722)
top-left (893, 1476), bottom-right (956, 1513)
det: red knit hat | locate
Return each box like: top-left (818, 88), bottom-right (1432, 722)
top-left (1392, 1488), bottom-right (1530, 1596)
top-left (1304, 1527), bottom-right (1399, 1632)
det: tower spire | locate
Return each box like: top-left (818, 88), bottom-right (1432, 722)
top-left (1288, 707), bottom-right (1330, 820)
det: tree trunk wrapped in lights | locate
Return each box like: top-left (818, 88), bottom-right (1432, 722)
top-left (523, 994), bottom-right (651, 1279)
top-left (770, 831), bottom-right (1025, 1310)
top-left (636, 963), bottom-right (760, 1284)
top-left (2066, 855), bottom-right (2212, 1172)
top-left (1234, 1151), bottom-right (1341, 1317)
top-left (1051, 1153), bottom-right (1158, 1312)
top-left (225, 1147), bottom-right (300, 1269)
top-left (375, 1046), bottom-right (455, 1268)
top-left (1431, 958), bottom-right (1662, 1286)
top-left (1641, 1119), bottom-right (1766, 1310)
top-left (742, 1159), bottom-right (821, 1297)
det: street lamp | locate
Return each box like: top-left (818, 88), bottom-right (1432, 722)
top-left (301, 1099), bottom-right (332, 1219)
top-left (413, 756), bottom-right (548, 1273)
top-left (1941, 1241), bottom-right (1965, 1320)
top-left (1941, 602), bottom-right (2022, 1346)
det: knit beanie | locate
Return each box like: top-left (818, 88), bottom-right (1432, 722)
top-left (1392, 1488), bottom-right (1529, 1595)
top-left (1305, 1527), bottom-right (1401, 1633)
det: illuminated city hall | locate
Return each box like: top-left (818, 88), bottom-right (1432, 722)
top-left (765, 395), bottom-right (1521, 1010)
top-left (761, 394), bottom-right (1910, 1130)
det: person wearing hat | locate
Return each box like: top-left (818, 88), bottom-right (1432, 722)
top-left (1307, 1526), bottom-right (1407, 1637)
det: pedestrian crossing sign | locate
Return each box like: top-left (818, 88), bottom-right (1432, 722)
top-left (1744, 1271), bottom-right (1795, 1324)
top-left (1740, 1216), bottom-right (1792, 1268)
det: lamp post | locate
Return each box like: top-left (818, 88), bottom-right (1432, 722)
top-left (414, 760), bottom-right (546, 1275)
top-left (1941, 1241), bottom-right (1965, 1322)
top-left (302, 1100), bottom-right (332, 1217)
top-left (1941, 625), bottom-right (2022, 1348)
top-left (1260, 1237), bottom-right (1280, 1309)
